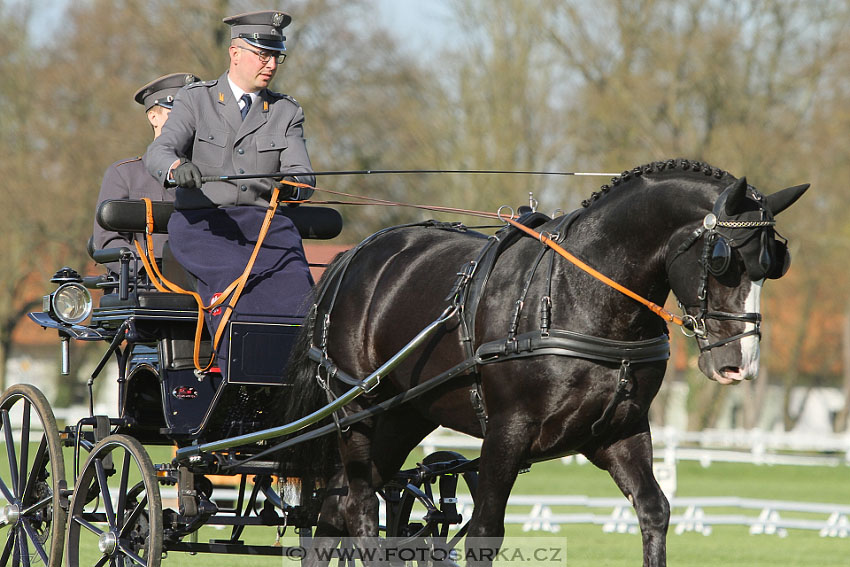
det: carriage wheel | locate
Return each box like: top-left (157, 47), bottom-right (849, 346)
top-left (387, 451), bottom-right (478, 558)
top-left (66, 434), bottom-right (162, 567)
top-left (0, 384), bottom-right (66, 567)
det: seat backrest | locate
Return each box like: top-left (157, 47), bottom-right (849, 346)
top-left (97, 199), bottom-right (173, 234)
top-left (96, 199), bottom-right (343, 239)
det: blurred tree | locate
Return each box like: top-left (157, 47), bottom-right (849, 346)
top-left (539, 0), bottom-right (850, 429)
top-left (5, 0), bottom-right (850, 432)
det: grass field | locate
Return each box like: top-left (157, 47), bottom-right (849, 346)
top-left (134, 448), bottom-right (850, 566)
top-left (3, 441), bottom-right (848, 566)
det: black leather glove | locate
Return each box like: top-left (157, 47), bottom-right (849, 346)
top-left (277, 175), bottom-right (314, 201)
top-left (173, 160), bottom-right (202, 189)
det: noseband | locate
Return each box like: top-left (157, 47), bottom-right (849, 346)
top-left (673, 212), bottom-right (772, 352)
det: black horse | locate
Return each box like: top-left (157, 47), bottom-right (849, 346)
top-left (284, 159), bottom-right (808, 566)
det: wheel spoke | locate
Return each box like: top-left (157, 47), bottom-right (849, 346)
top-left (72, 514), bottom-right (105, 536)
top-left (18, 402), bottom-right (30, 498)
top-left (119, 496), bottom-right (147, 539)
top-left (94, 554), bottom-right (110, 567)
top-left (116, 541), bottom-right (148, 567)
top-left (115, 451), bottom-right (131, 524)
top-left (2, 409), bottom-right (20, 497)
top-left (95, 458), bottom-right (117, 528)
top-left (0, 528), bottom-right (15, 566)
top-left (17, 527), bottom-right (30, 567)
top-left (19, 520), bottom-right (48, 565)
top-left (0, 475), bottom-right (13, 504)
top-left (21, 437), bottom-right (47, 505)
top-left (20, 493), bottom-right (53, 516)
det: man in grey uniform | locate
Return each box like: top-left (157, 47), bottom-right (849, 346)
top-left (93, 72), bottom-right (200, 274)
top-left (144, 10), bottom-right (316, 373)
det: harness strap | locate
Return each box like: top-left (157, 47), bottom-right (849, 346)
top-left (504, 217), bottom-right (688, 329)
top-left (135, 186), bottom-right (288, 372)
top-left (591, 361), bottom-right (632, 436)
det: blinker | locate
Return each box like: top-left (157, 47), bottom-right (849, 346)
top-left (705, 229), bottom-right (790, 281)
top-left (707, 234), bottom-right (731, 276)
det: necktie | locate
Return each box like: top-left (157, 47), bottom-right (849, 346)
top-left (240, 93), bottom-right (252, 120)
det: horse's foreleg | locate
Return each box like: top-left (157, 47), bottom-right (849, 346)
top-left (587, 425), bottom-right (669, 567)
top-left (466, 424), bottom-right (530, 566)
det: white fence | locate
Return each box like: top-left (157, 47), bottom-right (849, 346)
top-left (464, 495), bottom-right (850, 538)
top-left (417, 427), bottom-right (850, 537)
top-left (420, 426), bottom-right (850, 467)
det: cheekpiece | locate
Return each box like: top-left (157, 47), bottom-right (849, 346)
top-left (133, 73), bottom-right (200, 111)
top-left (223, 10), bottom-right (291, 52)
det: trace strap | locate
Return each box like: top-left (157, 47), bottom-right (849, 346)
top-left (504, 217), bottom-right (688, 329)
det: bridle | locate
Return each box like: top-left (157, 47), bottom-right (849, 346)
top-left (670, 189), bottom-right (787, 352)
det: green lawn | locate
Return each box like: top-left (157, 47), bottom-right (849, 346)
top-left (3, 440), bottom-right (848, 566)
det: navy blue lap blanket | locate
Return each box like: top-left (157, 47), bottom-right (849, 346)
top-left (168, 206), bottom-right (315, 372)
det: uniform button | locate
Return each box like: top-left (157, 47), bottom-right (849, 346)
top-left (238, 168), bottom-right (245, 174)
top-left (157, 170), bottom-right (162, 175)
top-left (270, 141), bottom-right (275, 147)
top-left (237, 148), bottom-right (244, 155)
top-left (241, 185), bottom-right (247, 192)
top-left (208, 135), bottom-right (214, 140)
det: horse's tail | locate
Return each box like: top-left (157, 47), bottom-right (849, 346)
top-left (278, 249), bottom-right (356, 483)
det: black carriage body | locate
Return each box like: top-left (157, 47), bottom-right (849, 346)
top-left (33, 199), bottom-right (342, 447)
top-left (99, 302), bottom-right (301, 444)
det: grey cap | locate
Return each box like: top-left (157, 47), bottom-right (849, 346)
top-left (223, 10), bottom-right (291, 52)
top-left (133, 73), bottom-right (200, 111)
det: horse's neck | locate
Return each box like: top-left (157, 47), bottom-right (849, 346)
top-left (545, 185), bottom-right (707, 338)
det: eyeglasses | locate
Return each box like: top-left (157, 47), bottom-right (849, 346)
top-left (236, 45), bottom-right (286, 65)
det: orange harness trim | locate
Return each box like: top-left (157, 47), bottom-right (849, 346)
top-left (504, 217), bottom-right (686, 328)
top-left (134, 179), bottom-right (311, 372)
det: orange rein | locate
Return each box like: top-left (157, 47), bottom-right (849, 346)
top-left (134, 179), bottom-right (312, 372)
top-left (503, 216), bottom-right (687, 329)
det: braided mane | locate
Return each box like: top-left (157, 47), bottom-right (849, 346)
top-left (581, 158), bottom-right (735, 208)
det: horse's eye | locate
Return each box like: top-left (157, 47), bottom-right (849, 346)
top-left (708, 236), bottom-right (731, 276)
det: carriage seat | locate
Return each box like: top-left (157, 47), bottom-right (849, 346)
top-left (96, 199), bottom-right (344, 240)
top-left (91, 199), bottom-right (343, 313)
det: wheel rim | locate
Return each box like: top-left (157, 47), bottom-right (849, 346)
top-left (66, 435), bottom-right (162, 567)
top-left (0, 385), bottom-right (66, 567)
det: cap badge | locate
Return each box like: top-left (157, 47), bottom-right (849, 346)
top-left (184, 74), bottom-right (194, 85)
top-left (272, 12), bottom-right (284, 27)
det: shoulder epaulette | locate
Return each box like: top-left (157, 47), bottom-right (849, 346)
top-left (267, 91), bottom-right (300, 106)
top-left (188, 79), bottom-right (217, 89)
top-left (115, 156), bottom-right (142, 167)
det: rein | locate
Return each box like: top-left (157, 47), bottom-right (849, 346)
top-left (134, 179), bottom-right (312, 371)
top-left (502, 217), bottom-right (690, 330)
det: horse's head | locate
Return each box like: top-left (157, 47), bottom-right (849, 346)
top-left (667, 176), bottom-right (809, 384)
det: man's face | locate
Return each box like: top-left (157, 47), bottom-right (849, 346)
top-left (229, 39), bottom-right (280, 92)
top-left (147, 106), bottom-right (171, 139)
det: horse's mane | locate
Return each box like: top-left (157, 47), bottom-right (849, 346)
top-left (581, 158), bottom-right (737, 209)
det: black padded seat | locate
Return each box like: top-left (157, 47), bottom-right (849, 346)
top-left (98, 292), bottom-right (198, 310)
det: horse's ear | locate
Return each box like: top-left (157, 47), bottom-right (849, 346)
top-left (721, 177), bottom-right (749, 216)
top-left (765, 183), bottom-right (810, 216)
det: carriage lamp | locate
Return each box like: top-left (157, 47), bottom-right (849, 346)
top-left (46, 282), bottom-right (93, 325)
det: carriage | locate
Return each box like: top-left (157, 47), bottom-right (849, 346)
top-left (3, 159), bottom-right (808, 566)
top-left (7, 197), bottom-right (476, 566)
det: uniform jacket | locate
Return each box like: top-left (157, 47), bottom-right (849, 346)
top-left (93, 156), bottom-right (175, 272)
top-left (145, 71), bottom-right (315, 210)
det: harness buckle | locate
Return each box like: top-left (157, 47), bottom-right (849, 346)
top-left (681, 314), bottom-right (706, 338)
